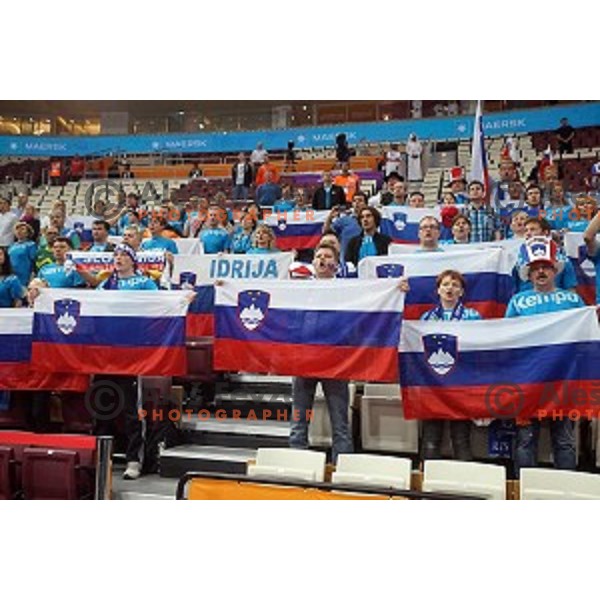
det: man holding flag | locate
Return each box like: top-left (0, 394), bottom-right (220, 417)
top-left (465, 101), bottom-right (502, 243)
top-left (505, 237), bottom-right (585, 473)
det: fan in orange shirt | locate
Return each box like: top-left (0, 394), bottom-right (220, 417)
top-left (334, 162), bottom-right (360, 202)
top-left (255, 155), bottom-right (280, 186)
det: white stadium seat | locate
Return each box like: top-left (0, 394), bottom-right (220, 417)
top-left (520, 468), bottom-right (600, 500)
top-left (423, 460), bottom-right (507, 500)
top-left (247, 448), bottom-right (326, 483)
top-left (332, 454), bottom-right (412, 490)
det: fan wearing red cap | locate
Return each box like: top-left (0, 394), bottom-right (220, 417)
top-left (506, 237), bottom-right (584, 317)
top-left (505, 237), bottom-right (585, 474)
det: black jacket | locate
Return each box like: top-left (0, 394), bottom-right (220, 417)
top-left (312, 184), bottom-right (346, 210)
top-left (345, 231), bottom-right (392, 266)
top-left (231, 162), bottom-right (253, 187)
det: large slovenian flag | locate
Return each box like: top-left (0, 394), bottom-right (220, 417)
top-left (358, 247), bottom-right (514, 319)
top-left (32, 289), bottom-right (189, 376)
top-left (470, 100), bottom-right (490, 199)
top-left (172, 253), bottom-right (294, 338)
top-left (399, 307), bottom-right (600, 420)
top-left (214, 280), bottom-right (405, 382)
top-left (0, 309), bottom-right (90, 391)
top-left (564, 232), bottom-right (597, 305)
top-left (380, 206), bottom-right (449, 244)
top-left (265, 210), bottom-right (325, 250)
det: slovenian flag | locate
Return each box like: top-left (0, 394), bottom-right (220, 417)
top-left (469, 100), bottom-right (490, 199)
top-left (358, 247), bottom-right (514, 319)
top-left (380, 206), bottom-right (452, 244)
top-left (564, 232), bottom-right (597, 305)
top-left (172, 253), bottom-right (295, 338)
top-left (399, 307), bottom-right (600, 420)
top-left (0, 309), bottom-right (90, 391)
top-left (214, 279), bottom-right (405, 382)
top-left (32, 289), bottom-right (189, 376)
top-left (265, 210), bottom-right (326, 250)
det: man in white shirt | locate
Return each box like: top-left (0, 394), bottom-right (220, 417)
top-left (0, 197), bottom-right (18, 247)
top-left (250, 143), bottom-right (268, 176)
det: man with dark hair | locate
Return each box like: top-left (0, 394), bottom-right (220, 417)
top-left (312, 171), bottom-right (346, 210)
top-left (556, 117), bottom-right (575, 156)
top-left (88, 220), bottom-right (116, 252)
top-left (289, 242), bottom-right (353, 464)
top-left (464, 180), bottom-right (502, 242)
top-left (37, 237), bottom-right (85, 288)
top-left (231, 153), bottom-right (253, 200)
top-left (345, 206), bottom-right (391, 266)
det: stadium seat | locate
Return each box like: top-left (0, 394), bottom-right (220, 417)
top-left (22, 447), bottom-right (80, 500)
top-left (0, 446), bottom-right (17, 500)
top-left (520, 468), bottom-right (600, 500)
top-left (423, 460), bottom-right (507, 500)
top-left (331, 454), bottom-right (412, 490)
top-left (247, 448), bottom-right (326, 483)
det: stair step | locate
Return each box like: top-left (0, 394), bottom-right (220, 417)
top-left (159, 444), bottom-right (256, 478)
top-left (181, 415), bottom-right (290, 437)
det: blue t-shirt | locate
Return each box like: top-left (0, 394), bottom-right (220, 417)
top-left (358, 235), bottom-right (377, 261)
top-left (141, 236), bottom-right (179, 254)
top-left (230, 230), bottom-right (253, 254)
top-left (505, 288), bottom-right (584, 318)
top-left (8, 240), bottom-right (37, 287)
top-left (199, 228), bottom-right (231, 254)
top-left (39, 263), bottom-right (85, 288)
top-left (256, 183), bottom-right (282, 207)
top-left (246, 247), bottom-right (279, 254)
top-left (0, 275), bottom-right (25, 307)
top-left (97, 274), bottom-right (158, 290)
top-left (332, 215), bottom-right (361, 260)
top-left (272, 199), bottom-right (296, 213)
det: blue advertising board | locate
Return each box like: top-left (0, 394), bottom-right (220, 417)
top-left (1, 102), bottom-right (598, 157)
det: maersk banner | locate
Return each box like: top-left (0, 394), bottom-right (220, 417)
top-left (1, 102), bottom-right (599, 157)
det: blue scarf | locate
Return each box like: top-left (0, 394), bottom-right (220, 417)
top-left (422, 301), bottom-right (466, 322)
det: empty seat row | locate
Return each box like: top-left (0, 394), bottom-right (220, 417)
top-left (246, 448), bottom-right (600, 500)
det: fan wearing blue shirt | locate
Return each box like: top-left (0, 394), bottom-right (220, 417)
top-left (505, 238), bottom-right (583, 474)
top-left (420, 269), bottom-right (481, 462)
top-left (246, 223), bottom-right (280, 254)
top-left (140, 216), bottom-right (179, 255)
top-left (198, 206), bottom-right (231, 254)
top-left (323, 193), bottom-right (367, 262)
top-left (0, 247), bottom-right (26, 307)
top-left (583, 204), bottom-right (600, 303)
top-left (38, 237), bottom-right (85, 289)
top-left (8, 222), bottom-right (37, 287)
top-left (87, 220), bottom-right (116, 253)
top-left (97, 244), bottom-right (158, 290)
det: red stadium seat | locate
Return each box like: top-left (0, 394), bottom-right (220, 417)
top-left (0, 446), bottom-right (17, 500)
top-left (22, 447), bottom-right (80, 500)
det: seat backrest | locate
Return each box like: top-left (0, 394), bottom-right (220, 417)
top-left (332, 454), bottom-right (412, 490)
top-left (520, 468), bottom-right (600, 500)
top-left (22, 448), bottom-right (80, 500)
top-left (423, 460), bottom-right (506, 500)
top-left (0, 446), bottom-right (16, 500)
top-left (248, 448), bottom-right (326, 483)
